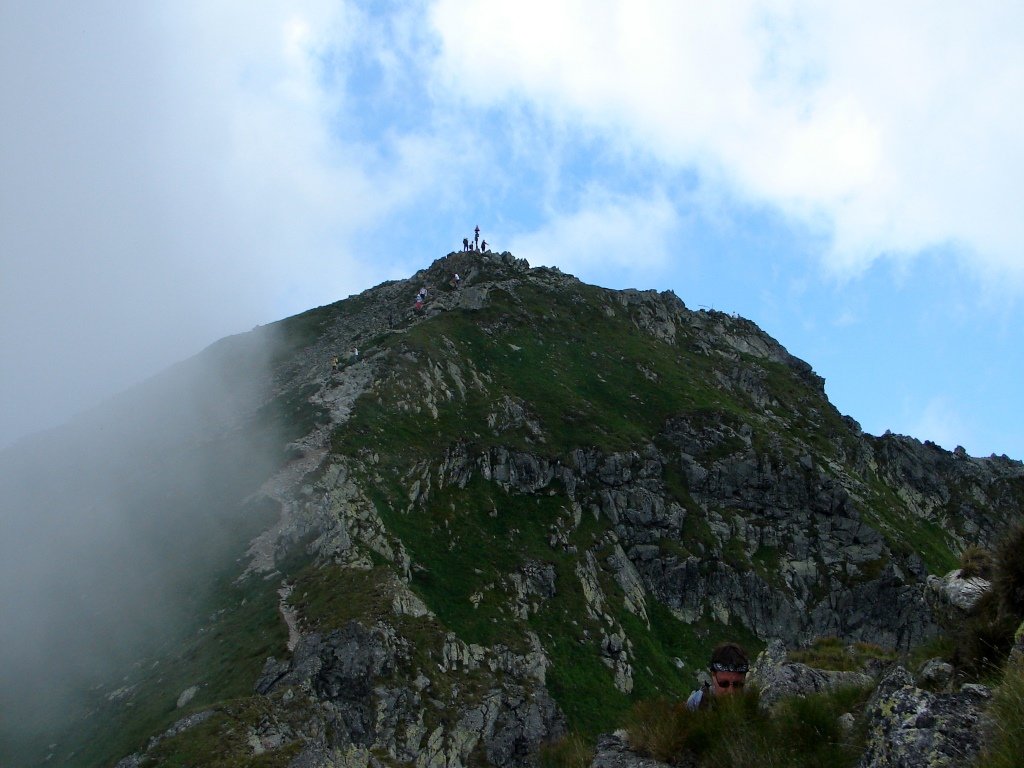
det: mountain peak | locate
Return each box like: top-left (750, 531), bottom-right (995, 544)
top-left (4, 250), bottom-right (1023, 767)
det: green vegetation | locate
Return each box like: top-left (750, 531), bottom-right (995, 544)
top-left (959, 544), bottom-right (995, 579)
top-left (860, 477), bottom-right (959, 576)
top-left (976, 647), bottom-right (1024, 768)
top-left (952, 524), bottom-right (1024, 677)
top-left (992, 523), bottom-right (1024, 620)
top-left (625, 685), bottom-right (872, 768)
top-left (333, 282), bottom-right (746, 464)
top-left (539, 731), bottom-right (593, 768)
top-left (140, 699), bottom-right (303, 768)
top-left (788, 636), bottom-right (895, 671)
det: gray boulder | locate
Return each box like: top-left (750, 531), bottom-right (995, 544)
top-left (590, 731), bottom-right (674, 768)
top-left (926, 569), bottom-right (990, 625)
top-left (858, 666), bottom-right (992, 768)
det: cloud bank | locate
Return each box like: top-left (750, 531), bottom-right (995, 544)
top-left (430, 0), bottom-right (1024, 278)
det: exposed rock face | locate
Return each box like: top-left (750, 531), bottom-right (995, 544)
top-left (859, 666), bottom-right (992, 768)
top-left (253, 622), bottom-right (564, 768)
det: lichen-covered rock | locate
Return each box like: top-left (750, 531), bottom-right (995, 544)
top-left (916, 658), bottom-right (954, 691)
top-left (858, 666), bottom-right (992, 768)
top-left (590, 731), bottom-right (674, 768)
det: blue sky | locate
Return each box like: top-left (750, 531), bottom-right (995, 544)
top-left (2, 1), bottom-right (1022, 458)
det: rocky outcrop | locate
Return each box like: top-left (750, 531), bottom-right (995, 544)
top-left (870, 434), bottom-right (1024, 550)
top-left (926, 568), bottom-right (991, 629)
top-left (253, 622), bottom-right (564, 768)
top-left (858, 666), bottom-right (992, 768)
top-left (590, 731), bottom-right (673, 768)
top-left (749, 640), bottom-right (874, 709)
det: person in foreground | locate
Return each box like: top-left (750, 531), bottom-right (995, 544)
top-left (686, 642), bottom-right (749, 710)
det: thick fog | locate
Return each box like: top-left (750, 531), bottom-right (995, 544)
top-left (0, 2), bottom-right (384, 451)
top-left (0, 326), bottom-right (288, 753)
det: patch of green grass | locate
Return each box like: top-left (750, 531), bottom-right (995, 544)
top-left (543, 632), bottom-right (630, 739)
top-left (789, 637), bottom-right (895, 671)
top-left (977, 659), bottom-right (1024, 768)
top-left (619, 601), bottom-right (710, 700)
top-left (140, 698), bottom-right (302, 768)
top-left (393, 479), bottom-right (565, 647)
top-left (959, 544), bottom-right (995, 580)
top-left (751, 543), bottom-right (784, 585)
top-left (539, 731), bottom-right (593, 768)
top-left (860, 479), bottom-right (959, 576)
top-left (291, 563), bottom-right (399, 632)
top-left (332, 282), bottom-right (754, 466)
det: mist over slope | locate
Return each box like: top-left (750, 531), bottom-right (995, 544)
top-left (0, 329), bottom-right (292, 752)
top-left (2, 251), bottom-right (1022, 767)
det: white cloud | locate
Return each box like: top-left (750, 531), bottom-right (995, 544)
top-left (429, 0), bottom-right (1024, 281)
top-left (905, 395), bottom-right (974, 453)
top-left (508, 189), bottom-right (679, 280)
top-left (0, 1), bottom-right (440, 445)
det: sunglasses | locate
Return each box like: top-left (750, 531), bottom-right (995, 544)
top-left (714, 678), bottom-right (745, 689)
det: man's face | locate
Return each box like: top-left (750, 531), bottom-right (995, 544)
top-left (712, 670), bottom-right (746, 696)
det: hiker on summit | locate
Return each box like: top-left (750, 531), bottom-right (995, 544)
top-left (463, 237), bottom-right (470, 252)
top-left (686, 642), bottom-right (749, 711)
top-left (481, 239), bottom-right (487, 252)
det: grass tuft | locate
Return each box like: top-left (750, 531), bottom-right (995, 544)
top-left (959, 545), bottom-right (995, 580)
top-left (539, 731), bottom-right (594, 768)
top-left (976, 660), bottom-right (1024, 768)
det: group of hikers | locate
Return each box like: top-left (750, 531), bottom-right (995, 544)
top-left (413, 227), bottom-right (486, 310)
top-left (462, 225), bottom-right (487, 253)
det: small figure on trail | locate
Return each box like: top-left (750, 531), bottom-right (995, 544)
top-left (686, 643), bottom-right (749, 711)
top-left (450, 272), bottom-right (461, 289)
top-left (350, 348), bottom-right (359, 364)
top-left (481, 239), bottom-right (487, 252)
top-left (415, 285), bottom-right (427, 310)
top-left (331, 355), bottom-right (340, 372)
top-left (463, 237), bottom-right (470, 252)
top-left (474, 225), bottom-right (480, 251)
